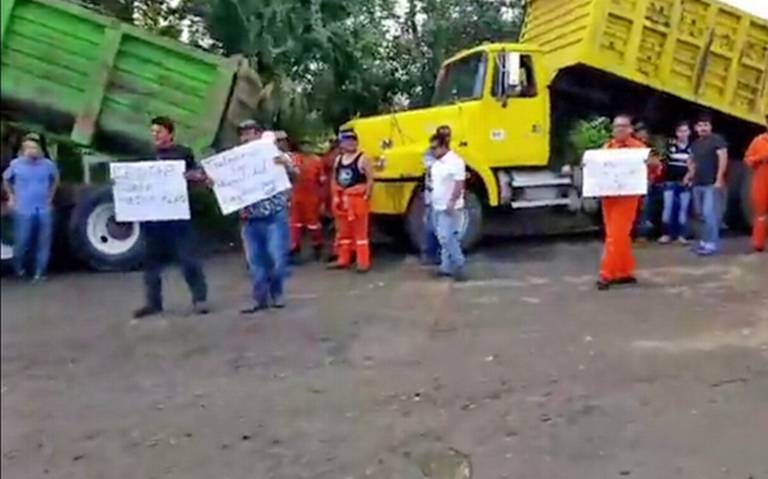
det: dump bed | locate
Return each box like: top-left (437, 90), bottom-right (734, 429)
top-left (0, 0), bottom-right (258, 156)
top-left (522, 0), bottom-right (768, 126)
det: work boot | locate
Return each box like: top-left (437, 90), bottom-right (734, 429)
top-left (595, 279), bottom-right (611, 291)
top-left (452, 269), bottom-right (468, 283)
top-left (193, 301), bottom-right (210, 315)
top-left (613, 276), bottom-right (638, 285)
top-left (133, 305), bottom-right (163, 319)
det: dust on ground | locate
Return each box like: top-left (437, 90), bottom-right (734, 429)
top-left (2, 237), bottom-right (767, 479)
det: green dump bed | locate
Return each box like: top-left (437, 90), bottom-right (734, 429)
top-left (0, 0), bottom-right (258, 156)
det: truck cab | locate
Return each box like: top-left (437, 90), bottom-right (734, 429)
top-left (344, 44), bottom-right (579, 249)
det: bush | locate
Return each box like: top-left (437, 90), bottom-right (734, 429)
top-left (567, 117), bottom-right (612, 165)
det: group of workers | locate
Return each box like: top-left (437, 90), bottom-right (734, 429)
top-left (2, 112), bottom-right (766, 308)
top-left (596, 112), bottom-right (768, 290)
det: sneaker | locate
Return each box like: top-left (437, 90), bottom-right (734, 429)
top-left (677, 237), bottom-right (689, 246)
top-left (133, 305), bottom-right (163, 319)
top-left (658, 235), bottom-right (672, 244)
top-left (31, 274), bottom-right (47, 283)
top-left (193, 301), bottom-right (210, 315)
top-left (271, 296), bottom-right (286, 309)
top-left (695, 245), bottom-right (718, 257)
top-left (14, 270), bottom-right (27, 280)
top-left (433, 270), bottom-right (452, 279)
top-left (240, 304), bottom-right (268, 315)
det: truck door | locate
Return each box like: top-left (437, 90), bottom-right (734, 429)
top-left (484, 52), bottom-right (549, 168)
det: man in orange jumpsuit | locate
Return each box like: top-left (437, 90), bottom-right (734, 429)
top-left (597, 115), bottom-right (648, 290)
top-left (329, 131), bottom-right (374, 273)
top-left (322, 139), bottom-right (341, 262)
top-left (744, 115), bottom-right (768, 252)
top-left (290, 143), bottom-right (326, 261)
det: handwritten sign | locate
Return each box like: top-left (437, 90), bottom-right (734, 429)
top-left (582, 148), bottom-right (650, 198)
top-left (110, 161), bottom-right (190, 222)
top-left (201, 139), bottom-right (291, 215)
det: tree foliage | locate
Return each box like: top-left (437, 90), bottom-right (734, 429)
top-left (77, 0), bottom-right (525, 139)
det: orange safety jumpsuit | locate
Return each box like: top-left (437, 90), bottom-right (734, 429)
top-left (600, 137), bottom-right (647, 282)
top-left (290, 152), bottom-right (325, 251)
top-left (322, 148), bottom-right (340, 256)
top-left (332, 152), bottom-right (371, 270)
top-left (744, 132), bottom-right (768, 252)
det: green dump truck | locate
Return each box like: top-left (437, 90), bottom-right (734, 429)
top-left (1, 0), bottom-right (259, 270)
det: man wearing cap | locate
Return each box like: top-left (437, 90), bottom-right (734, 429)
top-left (329, 131), bottom-right (374, 273)
top-left (231, 122), bottom-right (298, 313)
top-left (289, 139), bottom-right (326, 261)
top-left (2, 134), bottom-right (59, 282)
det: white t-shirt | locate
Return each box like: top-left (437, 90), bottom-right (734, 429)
top-left (430, 150), bottom-right (466, 211)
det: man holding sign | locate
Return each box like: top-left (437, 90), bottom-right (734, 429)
top-left (595, 115), bottom-right (647, 291)
top-left (132, 117), bottom-right (209, 318)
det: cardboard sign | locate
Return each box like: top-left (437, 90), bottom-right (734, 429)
top-left (582, 148), bottom-right (650, 198)
top-left (110, 160), bottom-right (190, 222)
top-left (202, 139), bottom-right (291, 215)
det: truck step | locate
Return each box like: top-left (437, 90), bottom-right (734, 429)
top-left (511, 198), bottom-right (572, 209)
top-left (510, 171), bottom-right (572, 188)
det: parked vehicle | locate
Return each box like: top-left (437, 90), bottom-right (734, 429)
top-left (1, 0), bottom-right (259, 270)
top-left (343, 0), bottom-right (768, 249)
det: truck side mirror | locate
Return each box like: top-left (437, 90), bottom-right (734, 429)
top-left (504, 52), bottom-right (521, 89)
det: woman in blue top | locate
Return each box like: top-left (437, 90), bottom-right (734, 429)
top-left (658, 121), bottom-right (693, 245)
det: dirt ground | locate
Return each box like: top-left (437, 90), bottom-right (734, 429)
top-left (2, 236), bottom-right (767, 479)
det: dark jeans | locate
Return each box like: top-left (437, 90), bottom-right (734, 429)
top-left (143, 221), bottom-right (207, 309)
top-left (13, 209), bottom-right (53, 277)
top-left (243, 209), bottom-right (289, 306)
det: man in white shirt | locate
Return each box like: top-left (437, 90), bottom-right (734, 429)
top-left (428, 132), bottom-right (467, 281)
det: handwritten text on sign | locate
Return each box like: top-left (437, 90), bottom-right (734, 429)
top-left (582, 148), bottom-right (650, 198)
top-left (201, 139), bottom-right (292, 215)
top-left (110, 161), bottom-right (190, 222)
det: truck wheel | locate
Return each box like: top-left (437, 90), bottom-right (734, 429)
top-left (68, 186), bottom-right (144, 271)
top-left (405, 190), bottom-right (484, 252)
top-left (1, 214), bottom-right (13, 271)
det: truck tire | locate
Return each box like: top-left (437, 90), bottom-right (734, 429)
top-left (68, 186), bottom-right (145, 271)
top-left (1, 214), bottom-right (13, 272)
top-left (406, 189), bottom-right (484, 252)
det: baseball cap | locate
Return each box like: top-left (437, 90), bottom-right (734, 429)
top-left (338, 130), bottom-right (358, 141)
top-left (237, 119), bottom-right (261, 133)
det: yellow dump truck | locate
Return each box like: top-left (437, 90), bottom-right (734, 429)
top-left (344, 0), bottom-right (768, 249)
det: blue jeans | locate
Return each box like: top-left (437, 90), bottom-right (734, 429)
top-left (422, 204), bottom-right (440, 263)
top-left (692, 185), bottom-right (721, 249)
top-left (661, 183), bottom-right (692, 238)
top-left (243, 209), bottom-right (288, 306)
top-left (13, 209), bottom-right (53, 277)
top-left (434, 209), bottom-right (465, 274)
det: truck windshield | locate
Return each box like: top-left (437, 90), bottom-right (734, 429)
top-left (431, 52), bottom-right (487, 106)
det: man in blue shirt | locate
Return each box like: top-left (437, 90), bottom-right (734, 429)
top-left (2, 134), bottom-right (60, 281)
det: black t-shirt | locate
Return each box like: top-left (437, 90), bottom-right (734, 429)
top-left (665, 141), bottom-right (692, 183)
top-left (691, 134), bottom-right (727, 186)
top-left (155, 144), bottom-right (198, 172)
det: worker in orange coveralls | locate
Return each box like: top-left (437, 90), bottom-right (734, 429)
top-left (744, 115), bottom-right (768, 252)
top-left (596, 115), bottom-right (649, 291)
top-left (289, 142), bottom-right (326, 261)
top-left (328, 131), bottom-right (374, 273)
top-left (322, 138), bottom-right (340, 262)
